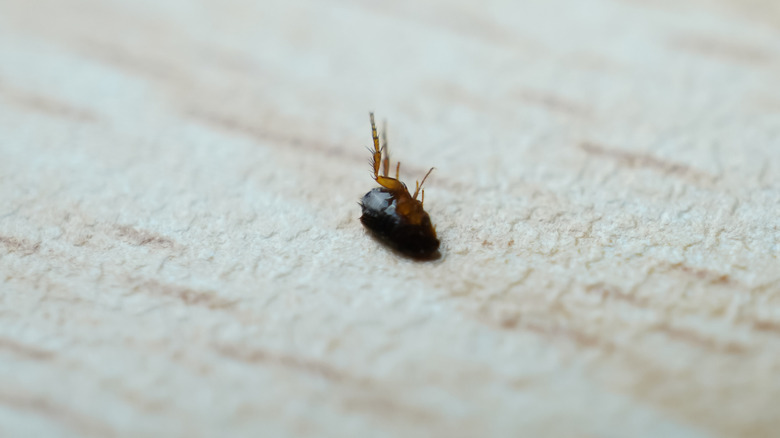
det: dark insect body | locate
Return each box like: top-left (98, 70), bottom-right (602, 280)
top-left (359, 112), bottom-right (440, 259)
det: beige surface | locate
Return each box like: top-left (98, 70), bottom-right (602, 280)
top-left (1, 0), bottom-right (779, 437)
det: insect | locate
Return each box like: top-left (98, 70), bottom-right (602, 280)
top-left (359, 112), bottom-right (440, 259)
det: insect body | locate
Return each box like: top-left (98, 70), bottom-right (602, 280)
top-left (359, 112), bottom-right (440, 259)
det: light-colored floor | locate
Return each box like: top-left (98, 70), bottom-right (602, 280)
top-left (1, 0), bottom-right (779, 436)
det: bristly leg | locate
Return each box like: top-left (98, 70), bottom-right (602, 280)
top-left (368, 113), bottom-right (407, 193)
top-left (381, 119), bottom-right (390, 177)
top-left (369, 112), bottom-right (381, 179)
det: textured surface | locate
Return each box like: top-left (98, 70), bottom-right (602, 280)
top-left (1, 0), bottom-right (779, 437)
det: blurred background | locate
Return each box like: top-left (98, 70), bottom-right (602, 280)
top-left (1, 0), bottom-right (779, 437)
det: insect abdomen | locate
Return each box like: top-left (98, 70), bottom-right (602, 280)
top-left (360, 188), bottom-right (440, 258)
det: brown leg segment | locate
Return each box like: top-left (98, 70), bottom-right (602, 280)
top-left (369, 113), bottom-right (409, 194)
top-left (412, 167), bottom-right (435, 200)
top-left (369, 112), bottom-right (381, 179)
top-left (381, 119), bottom-right (390, 177)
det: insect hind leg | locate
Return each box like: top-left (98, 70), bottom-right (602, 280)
top-left (369, 112), bottom-right (381, 179)
top-left (381, 119), bottom-right (391, 177)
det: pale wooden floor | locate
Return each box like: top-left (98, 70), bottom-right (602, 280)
top-left (1, 0), bottom-right (779, 437)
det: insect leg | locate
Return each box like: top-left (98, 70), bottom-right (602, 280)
top-left (369, 112), bottom-right (381, 179)
top-left (381, 119), bottom-right (390, 177)
top-left (412, 167), bottom-right (435, 200)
